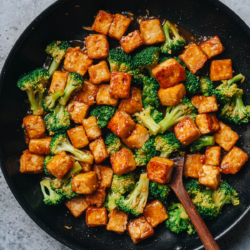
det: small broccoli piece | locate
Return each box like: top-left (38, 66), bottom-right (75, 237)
top-left (151, 108), bottom-right (164, 123)
top-left (185, 71), bottom-right (201, 94)
top-left (105, 132), bottom-right (122, 156)
top-left (200, 76), bottom-right (214, 97)
top-left (43, 89), bottom-right (64, 112)
top-left (149, 181), bottom-right (170, 205)
top-left (105, 191), bottom-right (122, 211)
top-left (189, 135), bottom-right (215, 152)
top-left (127, 68), bottom-right (146, 86)
top-left (43, 155), bottom-right (54, 178)
top-left (158, 56), bottom-right (186, 68)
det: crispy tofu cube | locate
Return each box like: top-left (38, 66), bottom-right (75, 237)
top-left (143, 200), bottom-right (168, 227)
top-left (88, 61), bottom-right (111, 84)
top-left (82, 116), bottom-right (102, 141)
top-left (86, 188), bottom-right (106, 207)
top-left (65, 196), bottom-right (89, 218)
top-left (179, 44), bottom-right (208, 74)
top-left (205, 146), bottom-right (221, 166)
top-left (110, 148), bottom-right (136, 175)
top-left (139, 19), bottom-right (166, 45)
top-left (20, 150), bottom-right (44, 174)
top-left (147, 157), bottom-right (174, 184)
top-left (64, 47), bottom-right (93, 76)
top-left (67, 126), bottom-right (89, 149)
top-left (109, 14), bottom-right (131, 40)
top-left (118, 87), bottom-right (143, 114)
top-left (107, 110), bottom-right (136, 138)
top-left (191, 95), bottom-right (218, 114)
top-left (93, 165), bottom-right (113, 189)
top-left (214, 122), bottom-right (239, 151)
top-left (174, 117), bottom-right (201, 146)
top-left (127, 216), bottom-right (154, 244)
top-left (66, 100), bottom-right (89, 124)
top-left (23, 115), bottom-right (45, 139)
top-left (198, 164), bottom-right (221, 189)
top-left (92, 10), bottom-right (114, 35)
top-left (71, 171), bottom-right (99, 194)
top-left (86, 206), bottom-right (107, 227)
top-left (158, 83), bottom-right (186, 106)
top-left (199, 36), bottom-right (224, 59)
top-left (85, 34), bottom-right (109, 59)
top-left (96, 84), bottom-right (118, 106)
top-left (28, 136), bottom-right (52, 155)
top-left (122, 124), bottom-right (150, 149)
top-left (89, 138), bottom-right (109, 164)
top-left (210, 59), bottom-right (233, 81)
top-left (152, 59), bottom-right (186, 89)
top-left (107, 209), bottom-right (128, 234)
top-left (48, 71), bottom-right (69, 94)
top-left (80, 150), bottom-right (93, 172)
top-left (110, 72), bottom-right (132, 98)
top-left (195, 113), bottom-right (220, 134)
top-left (220, 146), bottom-right (248, 174)
top-left (120, 30), bottom-right (144, 54)
top-left (184, 154), bottom-right (205, 178)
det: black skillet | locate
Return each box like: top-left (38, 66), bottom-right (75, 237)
top-left (1, 0), bottom-right (250, 249)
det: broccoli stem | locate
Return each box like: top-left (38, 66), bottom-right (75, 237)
top-left (234, 92), bottom-right (246, 119)
top-left (44, 90), bottom-right (64, 111)
top-left (227, 74), bottom-right (245, 85)
top-left (160, 151), bottom-right (171, 158)
top-left (48, 59), bottom-right (60, 75)
top-left (62, 161), bottom-right (82, 182)
top-left (169, 22), bottom-right (182, 40)
top-left (26, 89), bottom-right (39, 114)
top-left (162, 22), bottom-right (171, 44)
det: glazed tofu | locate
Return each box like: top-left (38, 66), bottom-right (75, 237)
top-left (127, 216), bottom-right (154, 244)
top-left (106, 209), bottom-right (128, 234)
top-left (110, 72), bottom-right (132, 98)
top-left (93, 165), bottom-right (113, 189)
top-left (89, 138), bottom-right (109, 164)
top-left (28, 136), bottom-right (52, 155)
top-left (92, 10), bottom-right (114, 35)
top-left (65, 196), bottom-right (89, 218)
top-left (214, 122), bottom-right (239, 151)
top-left (205, 146), bottom-right (221, 166)
top-left (85, 34), bottom-right (109, 59)
top-left (107, 110), bottom-right (136, 138)
top-left (191, 95), bottom-right (218, 114)
top-left (210, 59), bottom-right (233, 81)
top-left (198, 164), bottom-right (221, 189)
top-left (158, 83), bottom-right (186, 106)
top-left (82, 116), bottom-right (102, 141)
top-left (174, 117), bottom-right (201, 146)
top-left (86, 206), bottom-right (108, 227)
top-left (120, 30), bottom-right (144, 54)
top-left (48, 71), bottom-right (69, 94)
top-left (179, 44), bottom-right (207, 74)
top-left (64, 47), bottom-right (93, 76)
top-left (66, 100), bottom-right (89, 124)
top-left (199, 36), bottom-right (224, 59)
top-left (20, 150), bottom-right (44, 174)
top-left (88, 61), bottom-right (111, 84)
top-left (184, 154), bottom-right (205, 179)
top-left (143, 200), bottom-right (168, 227)
top-left (71, 171), bottom-right (99, 194)
top-left (147, 157), bottom-right (174, 184)
top-left (86, 188), bottom-right (106, 207)
top-left (23, 115), bottom-right (45, 139)
top-left (220, 146), bottom-right (248, 174)
top-left (67, 126), bottom-right (89, 149)
top-left (152, 58), bottom-right (186, 89)
top-left (110, 148), bottom-right (136, 175)
top-left (96, 84), bottom-right (118, 106)
top-left (139, 19), bottom-right (166, 45)
top-left (195, 113), bottom-right (220, 134)
top-left (109, 14), bottom-right (131, 40)
top-left (80, 150), bottom-right (93, 172)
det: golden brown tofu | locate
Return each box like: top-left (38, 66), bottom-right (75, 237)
top-left (107, 209), bottom-right (128, 234)
top-left (199, 36), bottom-right (224, 59)
top-left (82, 116), bottom-right (102, 141)
top-left (66, 100), bottom-right (89, 124)
top-left (86, 206), bottom-right (108, 227)
top-left (195, 113), bottom-right (220, 134)
top-left (110, 148), bottom-right (136, 175)
top-left (110, 72), bottom-right (132, 98)
top-left (184, 154), bottom-right (205, 179)
top-left (143, 200), bottom-right (168, 227)
top-left (80, 150), bottom-right (93, 172)
top-left (23, 115), bottom-right (46, 139)
top-left (65, 196), bottom-right (89, 218)
top-left (179, 44), bottom-right (208, 74)
top-left (107, 110), bottom-right (136, 138)
top-left (67, 126), bottom-right (89, 149)
top-left (174, 117), bottom-right (201, 146)
top-left (214, 122), bottom-right (239, 151)
top-left (85, 34), bottom-right (109, 59)
top-left (89, 138), bottom-right (109, 164)
top-left (205, 146), bottom-right (221, 166)
top-left (139, 19), bottom-right (166, 45)
top-left (120, 30), bottom-right (144, 54)
top-left (158, 83), bottom-right (186, 106)
top-left (127, 216), bottom-right (154, 244)
top-left (92, 10), bottom-right (114, 35)
top-left (86, 188), bottom-right (106, 207)
top-left (64, 47), bottom-right (93, 76)
top-left (71, 172), bottom-right (99, 194)
top-left (88, 61), bottom-right (111, 84)
top-left (147, 157), bottom-right (174, 184)
top-left (28, 136), bottom-right (52, 155)
top-left (109, 14), bottom-right (131, 40)
top-left (152, 58), bottom-right (186, 89)
top-left (191, 95), bottom-right (218, 114)
top-left (210, 59), bottom-right (233, 81)
top-left (20, 150), bottom-right (44, 174)
top-left (49, 71), bottom-right (69, 94)
top-left (93, 165), bottom-right (113, 189)
top-left (96, 84), bottom-right (118, 106)
top-left (220, 146), bottom-right (248, 174)
top-left (198, 164), bottom-right (221, 189)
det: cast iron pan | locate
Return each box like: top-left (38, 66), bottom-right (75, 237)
top-left (1, 0), bottom-right (250, 249)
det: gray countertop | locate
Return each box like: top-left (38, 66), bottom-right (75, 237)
top-left (0, 0), bottom-right (250, 249)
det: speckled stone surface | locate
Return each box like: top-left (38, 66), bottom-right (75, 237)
top-left (1, 1), bottom-right (250, 249)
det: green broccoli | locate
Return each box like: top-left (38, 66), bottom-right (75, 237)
top-left (42, 89), bottom-right (64, 112)
top-left (200, 76), bottom-right (214, 97)
top-left (151, 108), bottom-right (164, 123)
top-left (105, 132), bottom-right (122, 156)
top-left (189, 135), bottom-right (215, 152)
top-left (185, 71), bottom-right (201, 94)
top-left (128, 68), bottom-right (146, 86)
top-left (43, 155), bottom-right (54, 178)
top-left (149, 181), bottom-right (170, 205)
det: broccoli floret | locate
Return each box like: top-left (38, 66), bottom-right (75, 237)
top-left (149, 181), bottom-right (170, 205)
top-left (185, 71), bottom-right (201, 94)
top-left (128, 68), bottom-right (146, 86)
top-left (158, 56), bottom-right (186, 68)
top-left (105, 191), bottom-right (122, 211)
top-left (200, 76), bottom-right (214, 97)
top-left (105, 132), bottom-right (122, 156)
top-left (43, 89), bottom-right (64, 112)
top-left (17, 68), bottom-right (51, 115)
top-left (189, 135), bottom-right (215, 152)
top-left (43, 155), bottom-right (54, 178)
